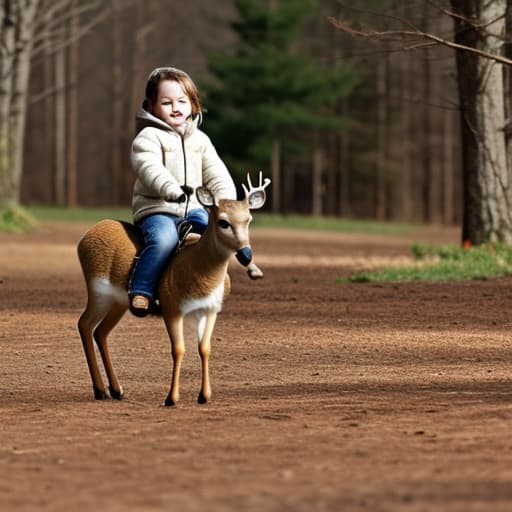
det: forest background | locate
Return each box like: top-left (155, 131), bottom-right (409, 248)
top-left (2, 0), bottom-right (509, 239)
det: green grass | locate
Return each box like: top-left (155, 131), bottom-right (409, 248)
top-left (22, 206), bottom-right (414, 235)
top-left (0, 206), bottom-right (39, 232)
top-left (252, 213), bottom-right (414, 235)
top-left (25, 205), bottom-right (131, 223)
top-left (345, 242), bottom-right (512, 283)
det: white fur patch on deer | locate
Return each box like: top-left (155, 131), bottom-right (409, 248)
top-left (180, 282), bottom-right (225, 316)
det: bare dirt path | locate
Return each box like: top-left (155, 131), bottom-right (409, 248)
top-left (1, 221), bottom-right (512, 511)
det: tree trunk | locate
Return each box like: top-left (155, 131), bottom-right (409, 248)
top-left (43, 7), bottom-right (55, 203)
top-left (125, 2), bottom-right (158, 205)
top-left (504, 0), bottom-right (512, 173)
top-left (0, 2), bottom-right (17, 210)
top-left (443, 106), bottom-right (455, 224)
top-left (268, 0), bottom-right (281, 214)
top-left (421, 25), bottom-right (432, 223)
top-left (54, 41), bottom-right (66, 205)
top-left (312, 144), bottom-right (324, 216)
top-left (338, 99), bottom-right (351, 217)
top-left (111, 0), bottom-right (123, 205)
top-left (66, 0), bottom-right (79, 206)
top-left (0, 0), bottom-right (40, 210)
top-left (452, 0), bottom-right (511, 244)
top-left (271, 138), bottom-right (281, 213)
top-left (375, 55), bottom-right (389, 220)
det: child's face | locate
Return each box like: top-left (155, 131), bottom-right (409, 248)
top-left (150, 79), bottom-right (192, 128)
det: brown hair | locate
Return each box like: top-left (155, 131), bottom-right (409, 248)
top-left (144, 67), bottom-right (202, 116)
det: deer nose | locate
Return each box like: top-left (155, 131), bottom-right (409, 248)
top-left (236, 246), bottom-right (253, 266)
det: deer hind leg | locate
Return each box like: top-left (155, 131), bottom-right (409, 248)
top-left (93, 303), bottom-right (126, 400)
top-left (78, 305), bottom-right (109, 400)
top-left (77, 278), bottom-right (125, 400)
top-left (197, 312), bottom-right (217, 404)
top-left (164, 314), bottom-right (185, 406)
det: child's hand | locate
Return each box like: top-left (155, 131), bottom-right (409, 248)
top-left (181, 185), bottom-right (194, 196)
top-left (174, 185), bottom-right (194, 203)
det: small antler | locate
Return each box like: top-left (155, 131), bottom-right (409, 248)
top-left (242, 171), bottom-right (271, 209)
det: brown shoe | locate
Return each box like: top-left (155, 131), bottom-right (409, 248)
top-left (182, 232), bottom-right (201, 247)
top-left (130, 294), bottom-right (150, 317)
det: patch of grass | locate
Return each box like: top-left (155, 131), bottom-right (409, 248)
top-left (253, 213), bottom-right (414, 235)
top-left (0, 206), bottom-right (38, 232)
top-left (25, 205), bottom-right (131, 223)
top-left (344, 242), bottom-right (512, 283)
top-left (23, 206), bottom-right (414, 235)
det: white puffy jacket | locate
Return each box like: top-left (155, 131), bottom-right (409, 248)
top-left (130, 109), bottom-right (237, 223)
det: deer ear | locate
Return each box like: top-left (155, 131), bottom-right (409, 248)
top-left (242, 172), bottom-right (271, 209)
top-left (246, 189), bottom-right (266, 209)
top-left (196, 186), bottom-right (215, 207)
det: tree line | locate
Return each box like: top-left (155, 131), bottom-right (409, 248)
top-left (1, 0), bottom-right (511, 244)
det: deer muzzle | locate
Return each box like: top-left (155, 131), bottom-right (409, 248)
top-left (236, 246), bottom-right (253, 267)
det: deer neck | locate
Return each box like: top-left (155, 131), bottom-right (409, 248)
top-left (196, 230), bottom-right (232, 272)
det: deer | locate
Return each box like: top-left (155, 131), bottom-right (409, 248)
top-left (77, 173), bottom-right (270, 406)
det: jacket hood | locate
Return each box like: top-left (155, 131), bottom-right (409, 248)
top-left (135, 107), bottom-right (199, 137)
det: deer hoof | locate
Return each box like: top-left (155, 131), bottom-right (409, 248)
top-left (109, 387), bottom-right (124, 400)
top-left (247, 263), bottom-right (264, 280)
top-left (197, 391), bottom-right (210, 404)
top-left (93, 386), bottom-right (109, 400)
top-left (164, 397), bottom-right (177, 407)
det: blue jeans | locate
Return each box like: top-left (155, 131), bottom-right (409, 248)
top-left (187, 207), bottom-right (209, 235)
top-left (129, 208), bottom-right (208, 299)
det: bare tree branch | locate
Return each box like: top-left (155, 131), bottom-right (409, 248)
top-left (31, 3), bottom-right (112, 60)
top-left (328, 17), bottom-right (512, 67)
top-left (33, 0), bottom-right (104, 33)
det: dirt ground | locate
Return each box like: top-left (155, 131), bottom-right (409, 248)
top-left (1, 220), bottom-right (512, 512)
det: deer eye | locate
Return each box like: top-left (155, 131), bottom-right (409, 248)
top-left (217, 219), bottom-right (231, 229)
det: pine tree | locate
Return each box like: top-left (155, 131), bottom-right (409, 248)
top-left (201, 0), bottom-right (356, 210)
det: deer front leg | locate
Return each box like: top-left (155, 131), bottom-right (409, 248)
top-left (164, 314), bottom-right (185, 406)
top-left (197, 312), bottom-right (217, 404)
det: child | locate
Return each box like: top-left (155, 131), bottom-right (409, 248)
top-left (129, 67), bottom-right (262, 317)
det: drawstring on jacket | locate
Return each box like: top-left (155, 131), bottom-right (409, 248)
top-left (180, 135), bottom-right (189, 220)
